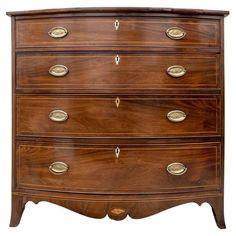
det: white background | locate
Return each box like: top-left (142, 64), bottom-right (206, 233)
top-left (0, 0), bottom-right (235, 235)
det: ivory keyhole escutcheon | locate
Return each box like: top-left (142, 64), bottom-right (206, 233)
top-left (115, 55), bottom-right (120, 65)
top-left (114, 19), bottom-right (119, 30)
top-left (115, 147), bottom-right (120, 158)
top-left (115, 97), bottom-right (120, 108)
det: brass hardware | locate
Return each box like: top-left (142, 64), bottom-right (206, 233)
top-left (48, 26), bottom-right (68, 39)
top-left (167, 163), bottom-right (187, 176)
top-left (166, 27), bottom-right (186, 40)
top-left (110, 208), bottom-right (125, 215)
top-left (115, 147), bottom-right (120, 158)
top-left (115, 97), bottom-right (120, 108)
top-left (49, 110), bottom-right (68, 122)
top-left (115, 55), bottom-right (120, 65)
top-left (49, 162), bottom-right (69, 175)
top-left (167, 110), bottom-right (186, 123)
top-left (49, 65), bottom-right (69, 77)
top-left (114, 20), bottom-right (119, 30)
top-left (167, 65), bottom-right (186, 78)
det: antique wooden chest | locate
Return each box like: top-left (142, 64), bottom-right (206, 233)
top-left (7, 7), bottom-right (229, 228)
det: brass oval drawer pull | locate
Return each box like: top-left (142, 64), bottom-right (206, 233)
top-left (166, 27), bottom-right (186, 40)
top-left (48, 26), bottom-right (68, 38)
top-left (167, 110), bottom-right (186, 123)
top-left (49, 110), bottom-right (68, 122)
top-left (167, 163), bottom-right (187, 176)
top-left (49, 162), bottom-right (69, 175)
top-left (167, 65), bottom-right (186, 78)
top-left (49, 65), bottom-right (69, 77)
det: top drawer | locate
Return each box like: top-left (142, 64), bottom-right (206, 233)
top-left (15, 17), bottom-right (220, 49)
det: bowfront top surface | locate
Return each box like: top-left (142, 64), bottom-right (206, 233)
top-left (6, 7), bottom-right (229, 17)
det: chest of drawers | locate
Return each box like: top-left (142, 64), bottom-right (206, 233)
top-left (7, 7), bottom-right (229, 228)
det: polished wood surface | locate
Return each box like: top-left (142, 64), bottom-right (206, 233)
top-left (16, 142), bottom-right (220, 193)
top-left (15, 17), bottom-right (220, 49)
top-left (16, 95), bottom-right (220, 138)
top-left (10, 192), bottom-right (225, 227)
top-left (6, 7), bottom-right (229, 17)
top-left (8, 7), bottom-right (228, 228)
top-left (17, 53), bottom-right (220, 90)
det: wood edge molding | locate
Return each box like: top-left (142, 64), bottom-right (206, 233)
top-left (15, 88), bottom-right (222, 96)
top-left (15, 137), bottom-right (222, 145)
top-left (12, 189), bottom-right (224, 200)
top-left (14, 47), bottom-right (222, 53)
top-left (6, 7), bottom-right (229, 17)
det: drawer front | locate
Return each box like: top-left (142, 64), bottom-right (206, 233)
top-left (16, 96), bottom-right (220, 138)
top-left (17, 53), bottom-right (220, 90)
top-left (16, 142), bottom-right (221, 194)
top-left (16, 17), bottom-right (220, 49)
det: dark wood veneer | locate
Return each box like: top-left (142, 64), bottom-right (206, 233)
top-left (16, 95), bottom-right (220, 138)
top-left (8, 7), bottom-right (228, 228)
top-left (16, 142), bottom-right (220, 194)
top-left (15, 17), bottom-right (220, 49)
top-left (16, 53), bottom-right (220, 90)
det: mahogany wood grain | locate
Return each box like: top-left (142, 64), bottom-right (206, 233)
top-left (10, 194), bottom-right (26, 227)
top-left (10, 191), bottom-right (225, 228)
top-left (16, 95), bottom-right (221, 138)
top-left (16, 141), bottom-right (221, 194)
top-left (16, 53), bottom-right (220, 90)
top-left (15, 17), bottom-right (220, 49)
